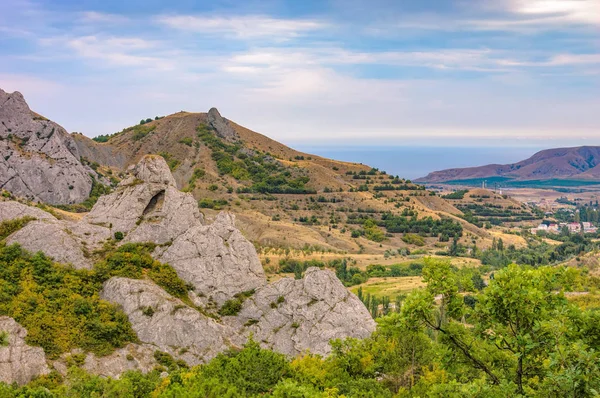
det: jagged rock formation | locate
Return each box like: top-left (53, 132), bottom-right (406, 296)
top-left (155, 212), bottom-right (265, 305)
top-left (101, 277), bottom-right (242, 365)
top-left (0, 89), bottom-right (94, 204)
top-left (84, 155), bottom-right (203, 246)
top-left (0, 317), bottom-right (50, 385)
top-left (0, 155), bottom-right (376, 383)
top-left (229, 267), bottom-right (376, 356)
top-left (207, 107), bottom-right (239, 142)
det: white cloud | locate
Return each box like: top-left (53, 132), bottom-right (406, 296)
top-left (465, 0), bottom-right (600, 32)
top-left (155, 15), bottom-right (327, 39)
top-left (78, 11), bottom-right (129, 24)
top-left (512, 0), bottom-right (600, 24)
top-left (53, 35), bottom-right (177, 70)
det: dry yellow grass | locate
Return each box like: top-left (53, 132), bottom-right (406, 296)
top-left (350, 276), bottom-right (426, 298)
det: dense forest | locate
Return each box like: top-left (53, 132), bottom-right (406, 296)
top-left (1, 246), bottom-right (599, 397)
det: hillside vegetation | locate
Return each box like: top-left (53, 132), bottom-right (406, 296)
top-left (72, 110), bottom-right (534, 257)
top-left (2, 256), bottom-right (599, 397)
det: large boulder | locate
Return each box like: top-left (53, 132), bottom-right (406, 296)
top-left (101, 277), bottom-right (241, 365)
top-left (228, 267), bottom-right (377, 356)
top-left (0, 200), bottom-right (55, 222)
top-left (0, 317), bottom-right (50, 385)
top-left (84, 155), bottom-right (202, 244)
top-left (0, 89), bottom-right (94, 204)
top-left (155, 212), bottom-right (266, 305)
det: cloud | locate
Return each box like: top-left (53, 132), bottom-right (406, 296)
top-left (40, 35), bottom-right (178, 70)
top-left (512, 0), bottom-right (600, 24)
top-left (465, 0), bottom-right (600, 32)
top-left (155, 15), bottom-right (328, 39)
top-left (78, 11), bottom-right (129, 24)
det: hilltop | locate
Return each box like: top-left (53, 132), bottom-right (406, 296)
top-left (417, 146), bottom-right (600, 186)
top-left (71, 106), bottom-right (499, 254)
top-left (0, 88), bottom-right (531, 259)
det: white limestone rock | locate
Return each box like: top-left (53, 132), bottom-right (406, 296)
top-left (228, 267), bottom-right (377, 356)
top-left (155, 212), bottom-right (267, 305)
top-left (0, 317), bottom-right (50, 385)
top-left (100, 277), bottom-right (242, 365)
top-left (0, 89), bottom-right (94, 204)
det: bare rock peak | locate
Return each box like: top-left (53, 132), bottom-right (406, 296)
top-left (133, 154), bottom-right (177, 186)
top-left (0, 86), bottom-right (94, 204)
top-left (207, 107), bottom-right (239, 142)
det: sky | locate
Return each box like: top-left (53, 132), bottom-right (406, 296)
top-left (0, 0), bottom-right (599, 148)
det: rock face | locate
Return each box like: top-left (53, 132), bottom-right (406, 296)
top-left (207, 107), bottom-right (239, 142)
top-left (85, 155), bottom-right (202, 245)
top-left (0, 154), bottom-right (376, 380)
top-left (0, 317), bottom-right (50, 385)
top-left (101, 277), bottom-right (242, 365)
top-left (229, 267), bottom-right (377, 356)
top-left (155, 212), bottom-right (265, 305)
top-left (0, 89), bottom-right (94, 204)
top-left (0, 200), bottom-right (54, 222)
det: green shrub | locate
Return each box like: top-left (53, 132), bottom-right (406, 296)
top-left (178, 137), bottom-right (194, 147)
top-left (402, 233), bottom-right (426, 246)
top-left (0, 217), bottom-right (34, 240)
top-left (0, 244), bottom-right (137, 359)
top-left (218, 298), bottom-right (243, 316)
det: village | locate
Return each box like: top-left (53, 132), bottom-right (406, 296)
top-left (531, 221), bottom-right (598, 235)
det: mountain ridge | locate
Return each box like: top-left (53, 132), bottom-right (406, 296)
top-left (416, 145), bottom-right (600, 183)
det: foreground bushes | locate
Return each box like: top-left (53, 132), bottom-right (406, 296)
top-left (0, 244), bottom-right (136, 358)
top-left (1, 247), bottom-right (600, 397)
top-left (0, 242), bottom-right (192, 359)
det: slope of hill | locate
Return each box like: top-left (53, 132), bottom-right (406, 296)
top-left (417, 146), bottom-right (600, 184)
top-left (0, 89), bottom-right (521, 255)
top-left (72, 108), bottom-right (498, 253)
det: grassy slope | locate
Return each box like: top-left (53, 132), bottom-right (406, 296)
top-left (72, 112), bottom-right (533, 256)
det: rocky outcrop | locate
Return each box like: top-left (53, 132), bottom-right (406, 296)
top-left (0, 317), bottom-right (50, 385)
top-left (52, 344), bottom-right (158, 379)
top-left (81, 344), bottom-right (157, 378)
top-left (0, 154), bottom-right (376, 378)
top-left (207, 107), bottom-right (239, 142)
top-left (228, 267), bottom-right (376, 356)
top-left (0, 89), bottom-right (94, 204)
top-left (85, 155), bottom-right (202, 245)
top-left (0, 200), bottom-right (54, 222)
top-left (155, 212), bottom-right (265, 305)
top-left (7, 220), bottom-right (95, 268)
top-left (101, 277), bottom-right (241, 365)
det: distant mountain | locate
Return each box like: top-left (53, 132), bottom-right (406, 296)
top-left (416, 146), bottom-right (600, 184)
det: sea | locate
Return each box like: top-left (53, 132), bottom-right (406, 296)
top-left (292, 146), bottom-right (543, 180)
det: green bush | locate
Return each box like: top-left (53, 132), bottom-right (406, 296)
top-left (0, 217), bottom-right (34, 241)
top-left (0, 244), bottom-right (137, 358)
top-left (402, 233), bottom-right (426, 246)
top-left (178, 137), bottom-right (194, 147)
top-left (218, 298), bottom-right (243, 316)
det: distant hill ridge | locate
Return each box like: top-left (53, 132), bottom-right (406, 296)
top-left (416, 146), bottom-right (600, 183)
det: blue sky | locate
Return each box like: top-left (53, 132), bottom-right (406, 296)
top-left (1, 0), bottom-right (599, 147)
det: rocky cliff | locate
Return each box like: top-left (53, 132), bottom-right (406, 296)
top-left (0, 155), bottom-right (376, 384)
top-left (0, 89), bottom-right (95, 204)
